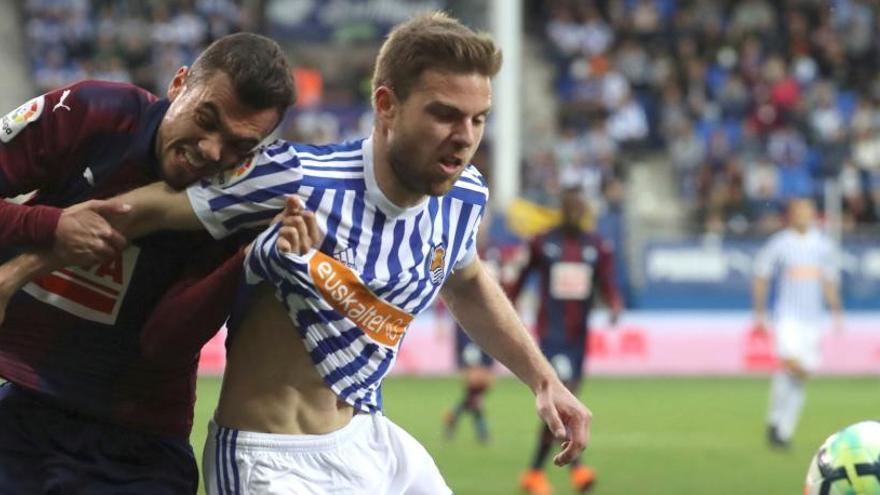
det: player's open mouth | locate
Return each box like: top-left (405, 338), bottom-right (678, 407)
top-left (177, 148), bottom-right (204, 175)
top-left (438, 156), bottom-right (463, 176)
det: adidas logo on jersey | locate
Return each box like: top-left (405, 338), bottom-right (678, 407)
top-left (333, 246), bottom-right (356, 270)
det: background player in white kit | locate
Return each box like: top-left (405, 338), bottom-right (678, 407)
top-left (752, 197), bottom-right (843, 449)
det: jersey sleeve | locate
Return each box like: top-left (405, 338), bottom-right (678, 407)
top-left (754, 234), bottom-right (781, 278)
top-left (452, 166), bottom-right (489, 271)
top-left (186, 140), bottom-right (304, 239)
top-left (454, 205), bottom-right (486, 271)
top-left (0, 85), bottom-right (93, 245)
top-left (244, 222), bottom-right (321, 299)
top-left (140, 234), bottom-right (251, 360)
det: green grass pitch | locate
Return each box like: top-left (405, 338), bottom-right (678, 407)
top-left (192, 376), bottom-right (879, 494)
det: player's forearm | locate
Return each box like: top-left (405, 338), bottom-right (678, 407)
top-left (442, 264), bottom-right (557, 393)
top-left (0, 250), bottom-right (60, 296)
top-left (823, 282), bottom-right (843, 314)
top-left (0, 200), bottom-right (62, 246)
top-left (752, 277), bottom-right (769, 317)
top-left (111, 182), bottom-right (202, 238)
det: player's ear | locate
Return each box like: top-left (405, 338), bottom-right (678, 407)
top-left (167, 66), bottom-right (190, 101)
top-left (373, 86), bottom-right (397, 126)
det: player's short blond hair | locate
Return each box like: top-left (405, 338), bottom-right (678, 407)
top-left (372, 11), bottom-right (502, 103)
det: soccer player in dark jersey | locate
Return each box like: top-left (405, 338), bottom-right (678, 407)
top-left (444, 320), bottom-right (495, 443)
top-left (0, 33), bottom-right (293, 494)
top-left (511, 186), bottom-right (623, 495)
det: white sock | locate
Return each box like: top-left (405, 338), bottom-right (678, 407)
top-left (776, 373), bottom-right (806, 441)
top-left (766, 372), bottom-right (787, 427)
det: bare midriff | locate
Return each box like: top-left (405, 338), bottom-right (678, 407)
top-left (214, 283), bottom-right (355, 435)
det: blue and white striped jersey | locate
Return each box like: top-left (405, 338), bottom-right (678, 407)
top-left (186, 137), bottom-right (489, 412)
top-left (754, 227), bottom-right (838, 323)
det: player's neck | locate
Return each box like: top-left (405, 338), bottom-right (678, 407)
top-left (371, 129), bottom-right (426, 208)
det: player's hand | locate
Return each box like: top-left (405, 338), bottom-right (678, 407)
top-left (54, 199), bottom-right (131, 266)
top-left (275, 196), bottom-right (323, 255)
top-left (535, 378), bottom-right (591, 466)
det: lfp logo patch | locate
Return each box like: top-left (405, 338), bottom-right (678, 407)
top-left (428, 244), bottom-right (446, 285)
top-left (217, 154), bottom-right (256, 188)
top-left (1, 95), bottom-right (45, 143)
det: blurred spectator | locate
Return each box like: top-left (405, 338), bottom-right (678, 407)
top-left (24, 0), bottom-right (243, 95)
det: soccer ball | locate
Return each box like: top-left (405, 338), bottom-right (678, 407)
top-left (804, 421), bottom-right (880, 495)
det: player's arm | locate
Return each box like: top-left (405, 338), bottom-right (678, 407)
top-left (140, 197), bottom-right (318, 357)
top-left (108, 181), bottom-right (203, 237)
top-left (441, 257), bottom-right (591, 466)
top-left (821, 242), bottom-right (843, 332)
top-left (596, 238), bottom-right (623, 325)
top-left (0, 249), bottom-right (52, 324)
top-left (823, 278), bottom-right (843, 331)
top-left (0, 141), bottom-right (299, 275)
top-left (752, 237), bottom-right (778, 329)
top-left (141, 239), bottom-right (248, 359)
top-left (0, 87), bottom-right (133, 265)
top-left (119, 141), bottom-right (300, 242)
top-left (0, 182), bottom-right (196, 301)
top-left (507, 236), bottom-right (539, 302)
top-left (752, 276), bottom-right (770, 328)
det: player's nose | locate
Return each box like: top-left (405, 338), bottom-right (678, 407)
top-left (197, 135), bottom-right (223, 164)
top-left (451, 119), bottom-right (476, 149)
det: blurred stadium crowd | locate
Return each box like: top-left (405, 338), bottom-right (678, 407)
top-left (23, 0), bottom-right (247, 96)
top-left (526, 0), bottom-right (880, 235)
top-left (22, 0), bottom-right (880, 237)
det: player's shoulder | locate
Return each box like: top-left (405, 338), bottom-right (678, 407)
top-left (259, 139), bottom-right (366, 169)
top-left (51, 80), bottom-right (158, 134)
top-left (766, 229), bottom-right (792, 246)
top-left (64, 80), bottom-right (157, 112)
top-left (446, 164), bottom-right (489, 206)
top-left (291, 139), bottom-right (366, 163)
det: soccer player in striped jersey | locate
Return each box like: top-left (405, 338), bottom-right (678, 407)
top-left (753, 197), bottom-right (843, 449)
top-left (1, 12), bottom-right (593, 493)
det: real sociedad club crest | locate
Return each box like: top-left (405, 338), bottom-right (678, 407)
top-left (428, 244), bottom-right (446, 285)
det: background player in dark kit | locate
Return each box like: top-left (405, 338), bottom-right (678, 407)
top-left (511, 186), bottom-right (623, 495)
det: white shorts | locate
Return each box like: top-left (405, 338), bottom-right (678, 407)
top-left (773, 318), bottom-right (822, 371)
top-left (203, 413), bottom-right (451, 495)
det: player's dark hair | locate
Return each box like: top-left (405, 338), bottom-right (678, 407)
top-left (189, 32), bottom-right (295, 117)
top-left (372, 11), bottom-right (502, 103)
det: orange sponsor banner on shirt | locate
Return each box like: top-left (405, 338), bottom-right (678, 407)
top-left (787, 265), bottom-right (823, 280)
top-left (308, 251), bottom-right (413, 347)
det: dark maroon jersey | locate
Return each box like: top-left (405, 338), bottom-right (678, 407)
top-left (0, 80), bottom-right (239, 439)
top-left (510, 227), bottom-right (622, 350)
